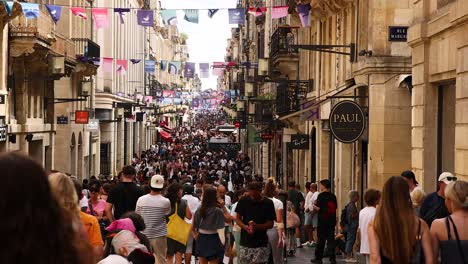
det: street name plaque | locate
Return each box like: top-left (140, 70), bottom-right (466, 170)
top-left (329, 100), bottom-right (366, 143)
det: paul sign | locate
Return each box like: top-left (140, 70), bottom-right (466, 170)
top-left (329, 100), bottom-right (366, 143)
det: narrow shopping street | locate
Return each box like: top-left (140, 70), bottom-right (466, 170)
top-left (1, 0), bottom-right (468, 263)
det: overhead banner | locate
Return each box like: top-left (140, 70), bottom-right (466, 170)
top-left (248, 7), bottom-right (266, 17)
top-left (192, 98), bottom-right (200, 108)
top-left (45, 5), bottom-right (62, 23)
top-left (20, 3), bottom-right (40, 19)
top-left (183, 9), bottom-right (199, 23)
top-left (228, 8), bottom-right (245, 24)
top-left (199, 63), bottom-right (209, 78)
top-left (116, 59), bottom-right (128, 75)
top-left (102, 58), bottom-right (113, 73)
top-left (168, 61), bottom-right (181, 75)
top-left (114, 8), bottom-right (130, 24)
top-left (272, 6), bottom-right (288, 19)
top-left (163, 90), bottom-right (175, 97)
top-left (92, 8), bottom-right (109, 29)
top-left (184, 62), bottom-right (196, 79)
top-left (161, 9), bottom-right (177, 25)
top-left (137, 9), bottom-right (153, 27)
top-left (296, 3), bottom-right (311, 27)
top-left (212, 62), bottom-right (224, 77)
top-left (144, 60), bottom-right (155, 73)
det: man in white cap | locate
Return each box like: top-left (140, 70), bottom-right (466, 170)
top-left (420, 172), bottom-right (457, 227)
top-left (135, 175), bottom-right (171, 264)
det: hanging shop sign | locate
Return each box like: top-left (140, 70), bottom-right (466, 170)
top-left (388, 26), bottom-right (408, 42)
top-left (0, 125), bottom-right (7, 142)
top-left (57, 115), bottom-right (69, 124)
top-left (261, 133), bottom-right (274, 141)
top-left (75, 111), bottom-right (89, 124)
top-left (0, 95), bottom-right (5, 104)
top-left (87, 119), bottom-right (99, 132)
top-left (329, 100), bottom-right (366, 143)
top-left (291, 134), bottom-right (309, 149)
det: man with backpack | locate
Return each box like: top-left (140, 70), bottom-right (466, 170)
top-left (341, 190), bottom-right (359, 263)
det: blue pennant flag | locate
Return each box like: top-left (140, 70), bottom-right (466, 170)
top-left (137, 10), bottom-right (153, 27)
top-left (208, 9), bottom-right (218, 18)
top-left (130, 59), bottom-right (141, 64)
top-left (228, 8), bottom-right (245, 25)
top-left (20, 3), bottom-right (40, 19)
top-left (161, 9), bottom-right (177, 25)
top-left (145, 60), bottom-right (155, 73)
top-left (183, 9), bottom-right (199, 24)
top-left (46, 5), bottom-right (62, 23)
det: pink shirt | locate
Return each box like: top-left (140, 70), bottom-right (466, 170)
top-left (86, 199), bottom-right (107, 216)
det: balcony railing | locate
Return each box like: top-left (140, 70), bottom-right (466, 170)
top-left (276, 79), bottom-right (313, 115)
top-left (9, 7), bottom-right (54, 41)
top-left (270, 27), bottom-right (298, 59)
top-left (72, 38), bottom-right (100, 60)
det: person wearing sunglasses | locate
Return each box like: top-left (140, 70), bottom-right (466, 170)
top-left (420, 172), bottom-right (457, 227)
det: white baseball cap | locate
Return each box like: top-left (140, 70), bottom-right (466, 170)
top-left (150, 174), bottom-right (165, 189)
top-left (438, 172), bottom-right (457, 184)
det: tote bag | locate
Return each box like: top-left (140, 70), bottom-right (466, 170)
top-left (167, 202), bottom-right (191, 245)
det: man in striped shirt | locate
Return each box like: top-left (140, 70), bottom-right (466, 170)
top-left (136, 174), bottom-right (171, 264)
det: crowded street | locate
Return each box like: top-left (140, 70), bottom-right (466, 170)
top-left (1, 0), bottom-right (468, 264)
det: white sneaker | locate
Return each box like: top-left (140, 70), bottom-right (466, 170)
top-left (301, 241), bottom-right (311, 246)
top-left (344, 258), bottom-right (357, 263)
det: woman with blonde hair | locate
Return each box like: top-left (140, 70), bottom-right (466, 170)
top-left (430, 180), bottom-right (468, 263)
top-left (264, 178), bottom-right (284, 264)
top-left (48, 172), bottom-right (82, 227)
top-left (368, 176), bottom-right (434, 264)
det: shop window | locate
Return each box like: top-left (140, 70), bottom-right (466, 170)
top-left (437, 83), bottom-right (455, 177)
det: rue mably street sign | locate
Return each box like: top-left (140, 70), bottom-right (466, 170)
top-left (329, 100), bottom-right (366, 143)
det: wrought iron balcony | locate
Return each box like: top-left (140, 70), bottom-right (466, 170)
top-left (72, 38), bottom-right (100, 76)
top-left (270, 27), bottom-right (298, 60)
top-left (276, 79), bottom-right (313, 115)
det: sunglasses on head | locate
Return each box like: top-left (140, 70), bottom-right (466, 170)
top-left (445, 176), bottom-right (457, 181)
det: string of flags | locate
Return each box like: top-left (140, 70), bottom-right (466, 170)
top-left (6, 2), bottom-right (312, 28)
top-left (94, 58), bottom-right (257, 78)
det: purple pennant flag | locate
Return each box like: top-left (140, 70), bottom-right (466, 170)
top-left (199, 63), bottom-right (209, 78)
top-left (296, 3), bottom-right (311, 27)
top-left (184, 62), bottom-right (196, 79)
top-left (46, 5), bottom-right (62, 24)
top-left (137, 10), bottom-right (153, 27)
top-left (114, 8), bottom-right (130, 24)
top-left (130, 59), bottom-right (141, 64)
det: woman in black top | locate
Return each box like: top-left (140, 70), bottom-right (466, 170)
top-left (166, 183), bottom-right (192, 264)
top-left (430, 180), bottom-right (468, 264)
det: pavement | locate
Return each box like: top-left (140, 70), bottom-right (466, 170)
top-left (286, 246), bottom-right (366, 264)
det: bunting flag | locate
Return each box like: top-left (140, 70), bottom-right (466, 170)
top-left (168, 61), bottom-right (181, 75)
top-left (137, 10), bottom-right (153, 27)
top-left (184, 62), bottom-right (196, 79)
top-left (163, 90), bottom-right (175, 97)
top-left (296, 3), bottom-right (311, 27)
top-left (4, 1), bottom-right (13, 16)
top-left (116, 60), bottom-right (128, 75)
top-left (144, 96), bottom-right (153, 104)
top-left (70, 7), bottom-right (87, 19)
top-left (20, 3), bottom-right (40, 19)
top-left (161, 10), bottom-right (177, 25)
top-left (144, 60), bottom-right (155, 73)
top-left (248, 7), bottom-right (267, 17)
top-left (272, 6), bottom-right (288, 19)
top-left (199, 63), bottom-right (209, 78)
top-left (160, 60), bottom-right (168, 71)
top-left (228, 8), bottom-right (245, 24)
top-left (192, 98), bottom-right (199, 108)
top-left (92, 8), bottom-right (109, 29)
top-left (130, 59), bottom-right (141, 64)
top-left (46, 5), bottom-right (62, 24)
top-left (212, 62), bottom-right (224, 77)
top-left (183, 9), bottom-right (199, 24)
top-left (207, 9), bottom-right (218, 18)
top-left (102, 58), bottom-right (113, 73)
top-left (114, 8), bottom-right (130, 24)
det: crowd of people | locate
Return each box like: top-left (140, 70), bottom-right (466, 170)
top-left (1, 109), bottom-right (467, 264)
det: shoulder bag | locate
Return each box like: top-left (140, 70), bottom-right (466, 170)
top-left (167, 202), bottom-right (191, 245)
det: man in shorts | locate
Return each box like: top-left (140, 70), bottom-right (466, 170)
top-left (303, 183), bottom-right (319, 247)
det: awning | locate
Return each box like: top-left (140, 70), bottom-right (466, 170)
top-left (159, 130), bottom-right (173, 142)
top-left (161, 124), bottom-right (173, 133)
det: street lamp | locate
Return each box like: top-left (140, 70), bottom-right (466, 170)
top-left (258, 58), bottom-right (269, 76)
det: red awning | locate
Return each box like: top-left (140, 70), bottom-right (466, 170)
top-left (161, 124), bottom-right (173, 133)
top-left (159, 130), bottom-right (173, 142)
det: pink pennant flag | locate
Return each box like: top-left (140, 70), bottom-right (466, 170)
top-left (92, 8), bottom-right (109, 29)
top-left (102, 58), bottom-right (113, 73)
top-left (212, 62), bottom-right (225, 77)
top-left (70, 7), bottom-right (87, 20)
top-left (116, 60), bottom-right (128, 75)
top-left (248, 7), bottom-right (267, 17)
top-left (272, 6), bottom-right (289, 19)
